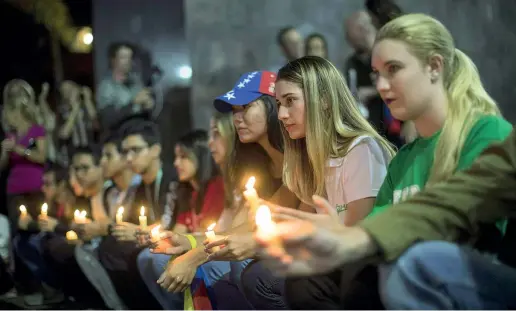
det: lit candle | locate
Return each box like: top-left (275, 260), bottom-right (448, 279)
top-left (116, 206), bottom-right (124, 224)
top-left (205, 222), bottom-right (220, 252)
top-left (243, 176), bottom-right (260, 213)
top-left (40, 203), bottom-right (48, 218)
top-left (139, 206), bottom-right (147, 229)
top-left (19, 205), bottom-right (27, 218)
top-left (150, 225), bottom-right (161, 243)
top-left (66, 230), bottom-right (78, 241)
top-left (255, 205), bottom-right (281, 248)
top-left (74, 209), bottom-right (87, 224)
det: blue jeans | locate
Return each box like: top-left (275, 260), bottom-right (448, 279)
top-left (13, 232), bottom-right (56, 287)
top-left (380, 241), bottom-right (516, 309)
top-left (137, 249), bottom-right (232, 310)
top-left (240, 260), bottom-right (288, 309)
top-left (207, 259), bottom-right (252, 310)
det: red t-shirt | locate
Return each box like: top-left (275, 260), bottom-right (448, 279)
top-left (176, 176), bottom-right (225, 233)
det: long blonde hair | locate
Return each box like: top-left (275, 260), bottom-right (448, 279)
top-left (278, 56), bottom-right (396, 204)
top-left (212, 111), bottom-right (237, 207)
top-left (376, 14), bottom-right (501, 184)
top-left (2, 79), bottom-right (41, 129)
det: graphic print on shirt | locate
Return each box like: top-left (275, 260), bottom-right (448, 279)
top-left (392, 185), bottom-right (421, 204)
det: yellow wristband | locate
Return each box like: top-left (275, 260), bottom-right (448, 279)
top-left (185, 234), bottom-right (197, 249)
top-left (165, 234), bottom-right (198, 268)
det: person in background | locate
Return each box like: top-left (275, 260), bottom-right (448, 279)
top-left (304, 33), bottom-right (328, 59)
top-left (345, 11), bottom-right (403, 147)
top-left (97, 42), bottom-right (154, 131)
top-left (37, 83), bottom-right (57, 163)
top-left (13, 163), bottom-right (69, 306)
top-left (56, 81), bottom-right (98, 167)
top-left (1, 79), bottom-right (47, 237)
top-left (365, 0), bottom-right (404, 29)
top-left (276, 27), bottom-right (304, 63)
top-left (240, 56), bottom-right (394, 310)
top-left (41, 146), bottom-right (109, 308)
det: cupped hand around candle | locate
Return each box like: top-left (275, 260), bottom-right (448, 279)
top-left (157, 253), bottom-right (196, 293)
top-left (18, 214), bottom-right (33, 230)
top-left (38, 215), bottom-right (58, 232)
top-left (254, 197), bottom-right (375, 277)
top-left (112, 222), bottom-right (140, 241)
top-left (204, 232), bottom-right (257, 261)
top-left (150, 231), bottom-right (192, 255)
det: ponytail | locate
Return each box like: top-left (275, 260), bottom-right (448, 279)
top-left (428, 48), bottom-right (500, 184)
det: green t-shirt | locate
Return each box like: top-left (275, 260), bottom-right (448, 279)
top-left (371, 115), bottom-right (513, 217)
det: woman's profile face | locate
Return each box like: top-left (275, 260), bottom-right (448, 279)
top-left (208, 118), bottom-right (227, 166)
top-left (232, 99), bottom-right (268, 144)
top-left (173, 145), bottom-right (197, 182)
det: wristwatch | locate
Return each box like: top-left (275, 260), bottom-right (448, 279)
top-left (24, 148), bottom-right (31, 157)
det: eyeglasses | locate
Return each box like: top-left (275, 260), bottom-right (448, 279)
top-left (121, 145), bottom-right (148, 157)
top-left (73, 165), bottom-right (92, 174)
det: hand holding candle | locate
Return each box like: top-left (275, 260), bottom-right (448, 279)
top-left (205, 222), bottom-right (221, 252)
top-left (116, 207), bottom-right (124, 224)
top-left (243, 176), bottom-right (260, 213)
top-left (19, 205), bottom-right (27, 218)
top-left (139, 206), bottom-right (147, 229)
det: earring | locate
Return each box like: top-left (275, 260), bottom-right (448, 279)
top-left (431, 72), bottom-right (439, 83)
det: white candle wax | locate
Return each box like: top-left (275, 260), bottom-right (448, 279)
top-left (243, 176), bottom-right (260, 213)
top-left (205, 222), bottom-right (220, 252)
top-left (116, 206), bottom-right (124, 224)
top-left (41, 203), bottom-right (48, 218)
top-left (139, 206), bottom-right (147, 229)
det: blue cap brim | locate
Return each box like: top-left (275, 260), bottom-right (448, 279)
top-left (213, 91), bottom-right (263, 113)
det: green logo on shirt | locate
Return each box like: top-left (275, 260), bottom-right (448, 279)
top-left (336, 204), bottom-right (347, 213)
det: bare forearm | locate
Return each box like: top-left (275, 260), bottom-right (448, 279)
top-left (58, 107), bottom-right (80, 139)
top-left (13, 146), bottom-right (46, 164)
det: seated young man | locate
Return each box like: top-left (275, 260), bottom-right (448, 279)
top-left (12, 163), bottom-right (68, 306)
top-left (96, 118), bottom-right (176, 310)
top-left (75, 131), bottom-right (142, 310)
top-left (41, 147), bottom-right (110, 308)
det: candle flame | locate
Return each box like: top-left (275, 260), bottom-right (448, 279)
top-left (41, 203), bottom-right (48, 213)
top-left (19, 205), bottom-right (27, 213)
top-left (80, 210), bottom-right (87, 218)
top-left (245, 176), bottom-right (256, 190)
top-left (74, 209), bottom-right (80, 217)
top-left (140, 206), bottom-right (145, 216)
top-left (255, 205), bottom-right (273, 230)
top-left (207, 222), bottom-right (216, 231)
top-left (151, 225), bottom-right (161, 237)
top-left (117, 206), bottom-right (124, 215)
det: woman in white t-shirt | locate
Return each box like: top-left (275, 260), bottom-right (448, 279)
top-left (240, 56), bottom-right (395, 310)
top-left (276, 55), bottom-right (395, 226)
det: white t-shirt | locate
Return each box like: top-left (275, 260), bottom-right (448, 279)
top-left (324, 135), bottom-right (390, 219)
